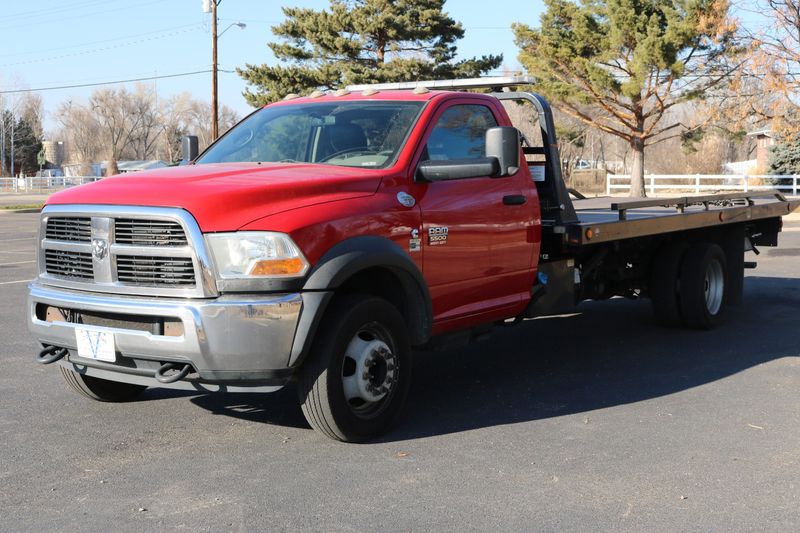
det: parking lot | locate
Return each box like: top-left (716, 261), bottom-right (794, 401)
top-left (1, 209), bottom-right (799, 532)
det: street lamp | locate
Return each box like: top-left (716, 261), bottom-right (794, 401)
top-left (204, 1), bottom-right (246, 141)
top-left (220, 22), bottom-right (246, 37)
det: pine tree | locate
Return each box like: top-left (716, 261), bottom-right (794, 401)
top-left (238, 0), bottom-right (502, 106)
top-left (513, 0), bottom-right (739, 197)
top-left (14, 119), bottom-right (42, 175)
top-left (768, 136), bottom-right (800, 175)
top-left (1, 111), bottom-right (43, 176)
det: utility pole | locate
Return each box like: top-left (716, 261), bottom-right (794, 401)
top-left (211, 0), bottom-right (219, 141)
top-left (10, 116), bottom-right (14, 178)
top-left (204, 1), bottom-right (243, 142)
top-left (1, 112), bottom-right (5, 176)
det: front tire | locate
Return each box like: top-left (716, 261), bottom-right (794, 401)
top-left (60, 366), bottom-right (147, 402)
top-left (298, 295), bottom-right (411, 442)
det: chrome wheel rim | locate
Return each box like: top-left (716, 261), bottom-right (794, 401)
top-left (704, 259), bottom-right (724, 315)
top-left (340, 323), bottom-right (398, 419)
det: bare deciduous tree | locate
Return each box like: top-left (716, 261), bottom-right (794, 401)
top-left (19, 93), bottom-right (44, 140)
top-left (56, 85), bottom-right (240, 172)
top-left (57, 100), bottom-right (102, 166)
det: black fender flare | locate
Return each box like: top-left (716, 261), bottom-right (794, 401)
top-left (288, 236), bottom-right (432, 367)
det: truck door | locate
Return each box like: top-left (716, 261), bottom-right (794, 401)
top-left (412, 102), bottom-right (537, 326)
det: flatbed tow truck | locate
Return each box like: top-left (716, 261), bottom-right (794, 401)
top-left (28, 77), bottom-right (799, 441)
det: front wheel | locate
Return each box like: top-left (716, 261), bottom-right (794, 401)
top-left (60, 366), bottom-right (147, 402)
top-left (297, 296), bottom-right (411, 442)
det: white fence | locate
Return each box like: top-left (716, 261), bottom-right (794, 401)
top-left (607, 174), bottom-right (799, 196)
top-left (0, 176), bottom-right (101, 193)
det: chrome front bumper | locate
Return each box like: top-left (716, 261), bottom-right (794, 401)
top-left (28, 283), bottom-right (304, 387)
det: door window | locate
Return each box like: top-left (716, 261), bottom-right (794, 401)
top-left (426, 105), bottom-right (498, 161)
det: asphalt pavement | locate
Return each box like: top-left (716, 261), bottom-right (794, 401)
top-left (1, 210), bottom-right (799, 532)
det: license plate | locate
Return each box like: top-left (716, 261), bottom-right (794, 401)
top-left (75, 327), bottom-right (116, 362)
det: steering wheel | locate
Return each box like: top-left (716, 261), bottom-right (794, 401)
top-left (318, 147), bottom-right (377, 163)
top-left (231, 128), bottom-right (254, 148)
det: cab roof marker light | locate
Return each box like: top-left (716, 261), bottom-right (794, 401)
top-left (309, 90), bottom-right (326, 98)
top-left (334, 89), bottom-right (350, 97)
top-left (362, 88), bottom-right (379, 96)
top-left (412, 87), bottom-right (430, 94)
top-left (283, 93), bottom-right (300, 101)
top-left (346, 76), bottom-right (534, 92)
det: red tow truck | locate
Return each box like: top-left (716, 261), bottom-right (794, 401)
top-left (28, 77), bottom-right (800, 442)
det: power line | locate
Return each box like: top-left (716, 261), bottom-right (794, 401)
top-left (4, 0), bottom-right (113, 22)
top-left (218, 17), bottom-right (510, 31)
top-left (0, 22), bottom-right (202, 58)
top-left (0, 26), bottom-right (204, 68)
top-left (0, 70), bottom-right (237, 94)
top-left (0, 0), bottom-right (164, 31)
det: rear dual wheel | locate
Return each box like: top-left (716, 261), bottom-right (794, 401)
top-left (679, 243), bottom-right (727, 329)
top-left (650, 242), bottom-right (728, 330)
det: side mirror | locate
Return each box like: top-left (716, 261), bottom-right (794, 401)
top-left (485, 126), bottom-right (520, 177)
top-left (182, 135), bottom-right (199, 163)
top-left (417, 158), bottom-right (501, 182)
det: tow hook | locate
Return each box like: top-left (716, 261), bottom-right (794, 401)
top-left (154, 362), bottom-right (192, 384)
top-left (37, 345), bottom-right (68, 365)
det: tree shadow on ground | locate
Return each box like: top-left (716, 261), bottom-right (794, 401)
top-left (181, 276), bottom-right (799, 440)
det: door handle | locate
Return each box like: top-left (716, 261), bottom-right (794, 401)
top-left (503, 195), bottom-right (527, 206)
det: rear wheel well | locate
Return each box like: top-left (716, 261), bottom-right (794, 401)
top-left (334, 267), bottom-right (429, 346)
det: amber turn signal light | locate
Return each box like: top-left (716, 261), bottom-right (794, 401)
top-left (248, 258), bottom-right (307, 276)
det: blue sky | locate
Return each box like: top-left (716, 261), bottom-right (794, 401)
top-left (0, 0), bottom-right (545, 132)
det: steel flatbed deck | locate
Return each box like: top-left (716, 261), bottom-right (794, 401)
top-left (563, 193), bottom-right (800, 246)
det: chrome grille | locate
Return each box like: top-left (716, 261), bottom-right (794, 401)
top-left (45, 217), bottom-right (91, 242)
top-left (44, 250), bottom-right (93, 279)
top-left (116, 255), bottom-right (195, 286)
top-left (115, 219), bottom-right (188, 246)
top-left (38, 207), bottom-right (214, 298)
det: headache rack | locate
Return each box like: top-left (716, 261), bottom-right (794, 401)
top-left (347, 75), bottom-right (579, 228)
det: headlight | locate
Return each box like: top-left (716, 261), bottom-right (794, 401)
top-left (206, 232), bottom-right (309, 279)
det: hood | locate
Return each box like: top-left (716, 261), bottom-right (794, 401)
top-left (47, 163), bottom-right (384, 231)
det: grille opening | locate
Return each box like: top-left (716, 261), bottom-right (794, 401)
top-left (115, 219), bottom-right (188, 246)
top-left (116, 255), bottom-right (196, 286)
top-left (45, 217), bottom-right (91, 242)
top-left (39, 212), bottom-right (201, 294)
top-left (44, 249), bottom-right (93, 279)
top-left (37, 304), bottom-right (184, 337)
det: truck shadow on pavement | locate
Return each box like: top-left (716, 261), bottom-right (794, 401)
top-left (184, 276), bottom-right (800, 440)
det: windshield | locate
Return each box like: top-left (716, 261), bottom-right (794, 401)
top-left (196, 101), bottom-right (424, 168)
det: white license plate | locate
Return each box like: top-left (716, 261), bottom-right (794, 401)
top-left (75, 327), bottom-right (116, 362)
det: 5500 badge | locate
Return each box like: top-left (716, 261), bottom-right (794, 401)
top-left (428, 226), bottom-right (449, 246)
